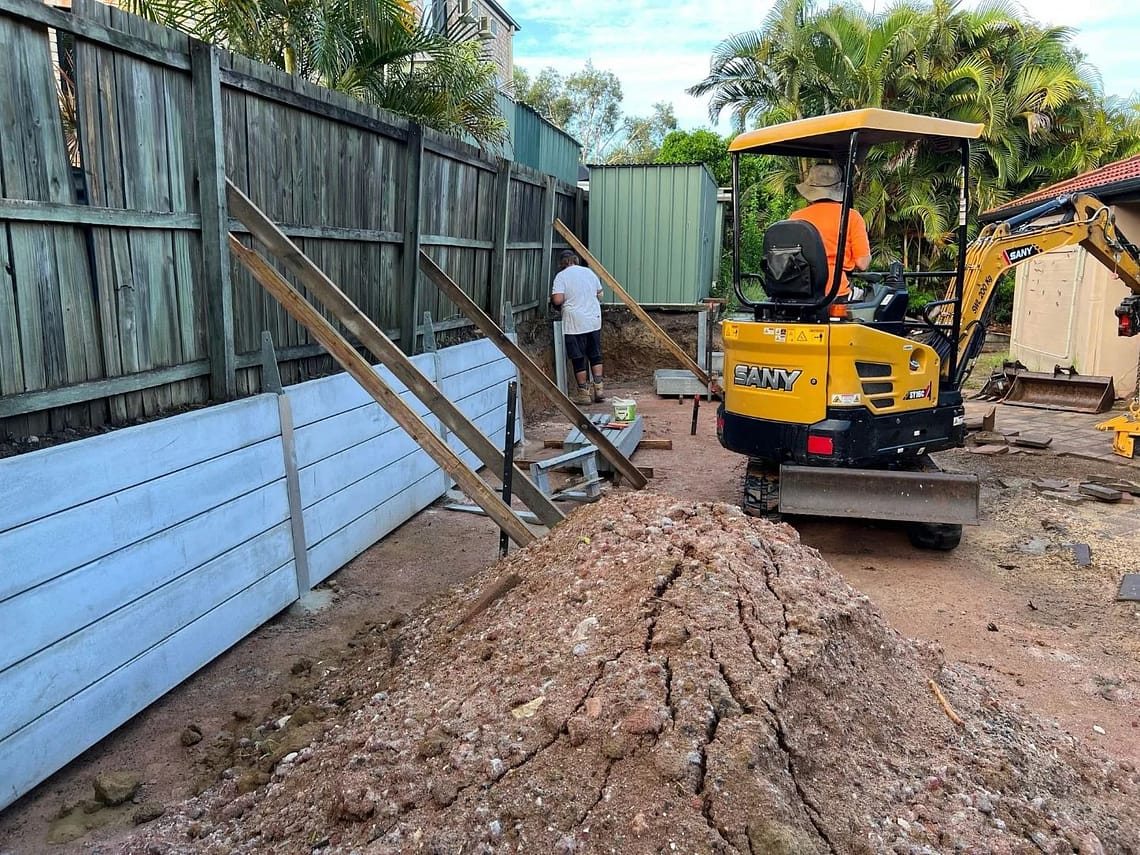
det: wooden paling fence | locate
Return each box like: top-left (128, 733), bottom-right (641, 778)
top-left (0, 0), bottom-right (586, 440)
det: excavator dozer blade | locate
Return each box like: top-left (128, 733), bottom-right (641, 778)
top-left (1003, 371), bottom-right (1115, 414)
top-left (778, 465), bottom-right (980, 525)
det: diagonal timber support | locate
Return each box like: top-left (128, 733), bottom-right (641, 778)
top-left (418, 251), bottom-right (648, 490)
top-left (226, 181), bottom-right (563, 531)
top-left (228, 237), bottom-right (536, 547)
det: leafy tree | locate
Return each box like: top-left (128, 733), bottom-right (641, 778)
top-left (563, 62), bottom-right (624, 161)
top-left (127, 0), bottom-right (507, 145)
top-left (606, 102), bottom-right (677, 163)
top-left (655, 128), bottom-right (774, 192)
top-left (513, 66), bottom-right (574, 126)
top-left (512, 60), bottom-right (624, 161)
top-left (658, 129), bottom-right (731, 183)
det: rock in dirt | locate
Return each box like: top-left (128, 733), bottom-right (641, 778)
top-left (123, 494), bottom-right (1140, 854)
top-left (179, 725), bottom-right (202, 747)
top-left (92, 771), bottom-right (141, 806)
top-left (131, 803), bottom-right (166, 825)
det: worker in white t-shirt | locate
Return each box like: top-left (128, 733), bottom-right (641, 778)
top-left (551, 249), bottom-right (605, 405)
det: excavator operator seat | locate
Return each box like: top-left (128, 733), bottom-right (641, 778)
top-left (761, 220), bottom-right (829, 301)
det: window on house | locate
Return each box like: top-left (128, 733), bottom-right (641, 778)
top-left (427, 0), bottom-right (447, 34)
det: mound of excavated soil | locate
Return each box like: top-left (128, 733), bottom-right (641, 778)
top-left (124, 494), bottom-right (1139, 854)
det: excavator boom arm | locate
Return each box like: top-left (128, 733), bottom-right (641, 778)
top-left (943, 192), bottom-right (1140, 385)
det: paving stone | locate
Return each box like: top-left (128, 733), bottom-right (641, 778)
top-left (1064, 543), bottom-right (1093, 566)
top-left (1038, 490), bottom-right (1089, 504)
top-left (1079, 483), bottom-right (1124, 502)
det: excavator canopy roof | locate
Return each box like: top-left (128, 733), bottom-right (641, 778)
top-left (728, 108), bottom-right (984, 157)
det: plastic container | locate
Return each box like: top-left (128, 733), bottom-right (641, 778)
top-left (612, 398), bottom-right (637, 422)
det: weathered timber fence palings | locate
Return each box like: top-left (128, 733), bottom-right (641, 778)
top-left (0, 0), bottom-right (587, 441)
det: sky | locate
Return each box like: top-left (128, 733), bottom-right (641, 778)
top-left (509, 1), bottom-right (1138, 133)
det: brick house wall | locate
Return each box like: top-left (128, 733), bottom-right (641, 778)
top-left (410, 0), bottom-right (518, 90)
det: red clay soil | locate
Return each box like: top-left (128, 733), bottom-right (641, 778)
top-left (121, 493), bottom-right (1139, 855)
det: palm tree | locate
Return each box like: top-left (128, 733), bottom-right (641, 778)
top-left (127, 0), bottom-right (507, 145)
top-left (690, 0), bottom-right (1140, 269)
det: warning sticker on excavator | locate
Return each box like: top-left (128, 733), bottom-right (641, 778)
top-left (795, 331), bottom-right (808, 342)
top-left (831, 393), bottom-right (862, 405)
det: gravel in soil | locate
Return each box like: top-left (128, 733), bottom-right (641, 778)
top-left (121, 493), bottom-right (1139, 855)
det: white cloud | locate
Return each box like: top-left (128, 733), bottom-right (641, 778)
top-left (511, 0), bottom-right (1140, 133)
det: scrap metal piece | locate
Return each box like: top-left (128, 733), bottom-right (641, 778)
top-left (778, 464), bottom-right (980, 525)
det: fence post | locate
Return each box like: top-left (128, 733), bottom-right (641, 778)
top-left (399, 123), bottom-right (424, 356)
top-left (190, 41), bottom-right (236, 401)
top-left (539, 175), bottom-right (557, 303)
top-left (488, 157), bottom-right (512, 326)
top-left (261, 331), bottom-right (312, 595)
top-left (421, 310), bottom-right (448, 441)
top-left (574, 185), bottom-right (585, 239)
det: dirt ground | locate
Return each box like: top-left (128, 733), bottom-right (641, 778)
top-left (2, 335), bottom-right (1140, 852)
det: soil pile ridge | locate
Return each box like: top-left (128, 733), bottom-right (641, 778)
top-left (126, 494), bottom-right (1139, 854)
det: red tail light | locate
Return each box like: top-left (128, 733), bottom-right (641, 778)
top-left (807, 434), bottom-right (834, 456)
top-left (1115, 298), bottom-right (1139, 336)
top-left (716, 415), bottom-right (725, 433)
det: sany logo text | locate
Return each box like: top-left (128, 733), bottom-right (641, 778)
top-left (734, 365), bottom-right (803, 392)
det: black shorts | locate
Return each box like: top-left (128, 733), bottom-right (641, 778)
top-left (564, 329), bottom-right (602, 364)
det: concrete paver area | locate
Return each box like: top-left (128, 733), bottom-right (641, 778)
top-left (964, 400), bottom-right (1139, 468)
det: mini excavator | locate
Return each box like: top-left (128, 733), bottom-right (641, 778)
top-left (718, 109), bottom-right (1140, 549)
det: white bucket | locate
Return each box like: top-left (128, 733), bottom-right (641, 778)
top-left (613, 398), bottom-right (637, 422)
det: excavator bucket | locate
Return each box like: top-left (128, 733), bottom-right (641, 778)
top-left (1003, 366), bottom-right (1115, 414)
top-left (777, 465), bottom-right (980, 525)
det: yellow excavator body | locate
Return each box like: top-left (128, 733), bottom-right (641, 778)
top-left (721, 320), bottom-right (945, 423)
top-left (719, 108), bottom-right (1140, 549)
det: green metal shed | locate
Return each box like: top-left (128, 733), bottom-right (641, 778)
top-left (587, 163), bottom-right (720, 306)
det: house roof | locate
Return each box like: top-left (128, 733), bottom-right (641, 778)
top-left (728, 108), bottom-right (983, 158)
top-left (482, 0), bottom-right (520, 30)
top-left (980, 154), bottom-right (1140, 222)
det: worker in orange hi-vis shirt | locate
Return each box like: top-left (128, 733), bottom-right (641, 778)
top-left (788, 163), bottom-right (872, 301)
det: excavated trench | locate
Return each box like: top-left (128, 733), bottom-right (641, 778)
top-left (125, 494), bottom-right (1140, 855)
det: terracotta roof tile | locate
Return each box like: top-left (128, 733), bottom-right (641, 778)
top-left (984, 154), bottom-right (1140, 217)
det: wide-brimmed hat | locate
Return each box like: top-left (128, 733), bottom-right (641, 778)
top-left (795, 164), bottom-right (845, 203)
